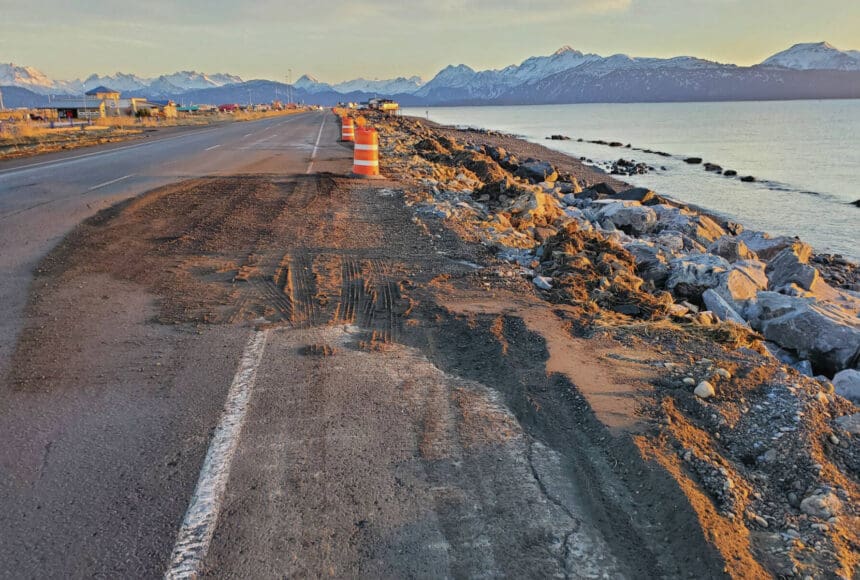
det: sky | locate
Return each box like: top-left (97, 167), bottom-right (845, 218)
top-left (1, 0), bottom-right (859, 83)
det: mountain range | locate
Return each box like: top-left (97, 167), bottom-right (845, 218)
top-left (2, 42), bottom-right (859, 109)
top-left (0, 65), bottom-right (243, 96)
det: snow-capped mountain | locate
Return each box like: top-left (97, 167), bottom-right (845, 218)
top-left (156, 71), bottom-right (243, 91)
top-left (0, 63), bottom-right (58, 94)
top-left (760, 42), bottom-right (860, 71)
top-left (0, 63), bottom-right (243, 96)
top-left (293, 74), bottom-right (423, 96)
top-left (332, 76), bottom-right (423, 95)
top-left (293, 75), bottom-right (333, 94)
top-left (80, 72), bottom-right (150, 93)
top-left (416, 47), bottom-right (728, 100)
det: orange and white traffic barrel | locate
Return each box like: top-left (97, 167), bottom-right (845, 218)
top-left (353, 127), bottom-right (380, 177)
top-left (341, 117), bottom-right (355, 142)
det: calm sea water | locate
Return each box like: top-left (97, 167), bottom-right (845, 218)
top-left (403, 101), bottom-right (859, 260)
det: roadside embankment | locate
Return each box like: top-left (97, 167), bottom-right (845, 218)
top-left (363, 112), bottom-right (859, 577)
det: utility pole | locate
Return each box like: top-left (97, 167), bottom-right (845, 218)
top-left (288, 69), bottom-right (292, 105)
top-left (0, 87), bottom-right (5, 111)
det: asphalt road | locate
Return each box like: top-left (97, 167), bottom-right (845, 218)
top-left (0, 111), bottom-right (329, 378)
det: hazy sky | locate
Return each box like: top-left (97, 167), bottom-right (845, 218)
top-left (2, 0), bottom-right (859, 82)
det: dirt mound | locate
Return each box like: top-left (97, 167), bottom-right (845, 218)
top-left (539, 222), bottom-right (672, 319)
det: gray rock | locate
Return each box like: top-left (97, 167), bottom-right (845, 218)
top-left (594, 201), bottom-right (656, 235)
top-left (626, 242), bottom-right (670, 285)
top-left (702, 289), bottom-right (748, 325)
top-left (614, 187), bottom-right (657, 204)
top-left (794, 360), bottom-right (814, 377)
top-left (667, 254), bottom-right (731, 298)
top-left (747, 292), bottom-right (860, 376)
top-left (737, 231), bottom-right (795, 261)
top-left (694, 381), bottom-right (716, 398)
top-left (652, 204), bottom-right (693, 231)
top-left (708, 237), bottom-right (756, 263)
top-left (416, 204), bottom-right (451, 219)
top-left (561, 193), bottom-right (580, 206)
top-left (651, 205), bottom-right (726, 245)
top-left (833, 369), bottom-right (860, 403)
top-left (765, 242), bottom-right (834, 298)
top-left (557, 181), bottom-right (582, 195)
top-left (834, 413), bottom-right (860, 435)
top-left (516, 160), bottom-right (558, 183)
top-left (654, 232), bottom-right (685, 253)
top-left (533, 276), bottom-right (554, 290)
top-left (712, 260), bottom-right (769, 317)
top-left (799, 491), bottom-right (842, 519)
top-left (688, 215), bottom-right (727, 245)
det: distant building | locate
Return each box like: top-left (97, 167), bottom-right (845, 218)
top-left (143, 99), bottom-right (178, 118)
top-left (85, 86), bottom-right (121, 101)
top-left (84, 86), bottom-right (124, 116)
top-left (50, 99), bottom-right (106, 119)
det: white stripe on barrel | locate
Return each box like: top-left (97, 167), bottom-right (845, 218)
top-left (353, 159), bottom-right (379, 167)
top-left (354, 144), bottom-right (378, 151)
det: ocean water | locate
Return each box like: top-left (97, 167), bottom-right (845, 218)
top-left (403, 101), bottom-right (859, 260)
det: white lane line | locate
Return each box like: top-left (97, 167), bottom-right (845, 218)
top-left (242, 133), bottom-right (252, 139)
top-left (0, 128), bottom-right (219, 177)
top-left (204, 144), bottom-right (222, 151)
top-left (87, 174), bottom-right (136, 191)
top-left (306, 114), bottom-right (327, 174)
top-left (166, 329), bottom-right (270, 579)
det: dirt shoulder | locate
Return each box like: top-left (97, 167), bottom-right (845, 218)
top-left (370, 112), bottom-right (859, 578)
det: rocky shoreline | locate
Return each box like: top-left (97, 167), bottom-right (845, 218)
top-left (369, 112), bottom-right (860, 577)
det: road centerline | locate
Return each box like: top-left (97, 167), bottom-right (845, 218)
top-left (306, 114), bottom-right (327, 174)
top-left (87, 174), bottom-right (136, 191)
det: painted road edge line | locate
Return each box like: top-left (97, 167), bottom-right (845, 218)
top-left (87, 174), bottom-right (136, 191)
top-left (165, 329), bottom-right (270, 579)
top-left (306, 113), bottom-right (327, 174)
top-left (204, 144), bottom-right (222, 151)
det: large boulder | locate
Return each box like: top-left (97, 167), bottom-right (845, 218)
top-left (515, 160), bottom-right (558, 183)
top-left (766, 242), bottom-right (837, 300)
top-left (712, 260), bottom-right (769, 316)
top-left (667, 254), bottom-right (731, 300)
top-left (613, 187), bottom-right (657, 204)
top-left (748, 292), bottom-right (860, 376)
top-left (702, 289), bottom-right (748, 325)
top-left (688, 215), bottom-right (727, 245)
top-left (593, 200), bottom-right (657, 235)
top-left (508, 190), bottom-right (563, 228)
top-left (737, 231), bottom-right (795, 261)
top-left (833, 369), bottom-right (860, 403)
top-left (708, 237), bottom-right (756, 263)
top-left (626, 241), bottom-right (670, 286)
top-left (651, 205), bottom-right (726, 244)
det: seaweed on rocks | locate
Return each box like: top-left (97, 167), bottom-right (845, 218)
top-left (537, 221), bottom-right (673, 320)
